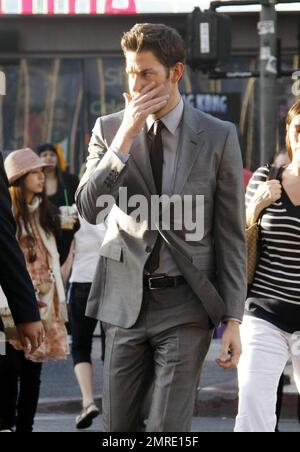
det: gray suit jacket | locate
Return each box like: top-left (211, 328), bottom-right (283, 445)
top-left (76, 102), bottom-right (247, 329)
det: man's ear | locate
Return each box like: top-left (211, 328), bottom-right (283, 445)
top-left (170, 63), bottom-right (185, 84)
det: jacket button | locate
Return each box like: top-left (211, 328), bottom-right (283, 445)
top-left (146, 246), bottom-right (152, 254)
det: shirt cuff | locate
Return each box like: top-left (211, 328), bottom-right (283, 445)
top-left (223, 318), bottom-right (242, 325)
top-left (110, 145), bottom-right (130, 164)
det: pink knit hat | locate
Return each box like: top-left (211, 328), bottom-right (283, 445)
top-left (4, 148), bottom-right (50, 185)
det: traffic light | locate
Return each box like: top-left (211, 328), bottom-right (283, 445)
top-left (186, 7), bottom-right (232, 71)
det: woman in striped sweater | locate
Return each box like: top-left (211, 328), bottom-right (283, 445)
top-left (235, 101), bottom-right (300, 432)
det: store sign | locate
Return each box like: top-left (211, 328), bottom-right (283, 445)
top-left (183, 92), bottom-right (241, 124)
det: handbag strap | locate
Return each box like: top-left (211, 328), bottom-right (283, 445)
top-left (267, 164), bottom-right (286, 182)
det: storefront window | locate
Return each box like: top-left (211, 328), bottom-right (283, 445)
top-left (0, 54), bottom-right (298, 174)
top-left (0, 57), bottom-right (125, 174)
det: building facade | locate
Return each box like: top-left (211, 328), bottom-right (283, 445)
top-left (0, 1), bottom-right (299, 172)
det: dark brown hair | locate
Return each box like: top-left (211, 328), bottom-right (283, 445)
top-left (9, 175), bottom-right (60, 243)
top-left (37, 142), bottom-right (65, 186)
top-left (121, 23), bottom-right (186, 69)
top-left (286, 100), bottom-right (300, 161)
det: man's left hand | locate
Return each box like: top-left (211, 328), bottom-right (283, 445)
top-left (16, 321), bottom-right (45, 354)
top-left (216, 321), bottom-right (242, 369)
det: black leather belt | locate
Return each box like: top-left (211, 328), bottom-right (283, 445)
top-left (143, 274), bottom-right (187, 291)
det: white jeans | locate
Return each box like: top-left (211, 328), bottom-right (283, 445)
top-left (235, 316), bottom-right (300, 432)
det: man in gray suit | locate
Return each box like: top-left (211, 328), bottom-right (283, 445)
top-left (76, 23), bottom-right (247, 432)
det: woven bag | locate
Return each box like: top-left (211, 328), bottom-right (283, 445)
top-left (246, 222), bottom-right (260, 285)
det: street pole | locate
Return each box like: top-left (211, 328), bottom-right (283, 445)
top-left (259, 0), bottom-right (278, 165)
top-left (0, 71), bottom-right (5, 95)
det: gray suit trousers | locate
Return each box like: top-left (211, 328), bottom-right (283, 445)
top-left (102, 284), bottom-right (214, 432)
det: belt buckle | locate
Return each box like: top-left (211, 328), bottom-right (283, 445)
top-left (148, 275), bottom-right (166, 291)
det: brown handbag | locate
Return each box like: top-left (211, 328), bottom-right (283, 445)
top-left (246, 222), bottom-right (260, 285)
top-left (246, 165), bottom-right (284, 285)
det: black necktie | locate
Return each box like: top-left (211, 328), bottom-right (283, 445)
top-left (145, 120), bottom-right (164, 274)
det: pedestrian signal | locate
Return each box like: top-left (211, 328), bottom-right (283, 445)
top-left (186, 7), bottom-right (232, 70)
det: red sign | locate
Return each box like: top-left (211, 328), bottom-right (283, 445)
top-left (0, 0), bottom-right (137, 15)
top-left (104, 0), bottom-right (136, 14)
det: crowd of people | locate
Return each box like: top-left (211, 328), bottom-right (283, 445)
top-left (0, 22), bottom-right (300, 433)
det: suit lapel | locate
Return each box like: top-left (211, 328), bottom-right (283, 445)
top-left (173, 104), bottom-right (205, 195)
top-left (129, 103), bottom-right (206, 196)
top-left (130, 128), bottom-right (157, 196)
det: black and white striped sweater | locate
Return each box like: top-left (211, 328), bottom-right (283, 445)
top-left (246, 165), bottom-right (300, 333)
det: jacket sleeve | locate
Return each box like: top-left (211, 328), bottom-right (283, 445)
top-left (213, 124), bottom-right (247, 322)
top-left (0, 153), bottom-right (40, 326)
top-left (76, 117), bottom-right (129, 225)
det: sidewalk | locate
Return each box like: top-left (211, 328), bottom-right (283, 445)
top-left (37, 338), bottom-right (300, 421)
top-left (33, 415), bottom-right (300, 433)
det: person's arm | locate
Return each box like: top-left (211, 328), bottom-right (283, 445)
top-left (0, 153), bottom-right (44, 351)
top-left (213, 125), bottom-right (247, 369)
top-left (245, 167), bottom-right (282, 227)
top-left (61, 239), bottom-right (75, 286)
top-left (75, 116), bottom-right (130, 225)
top-left (214, 124), bottom-right (247, 323)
